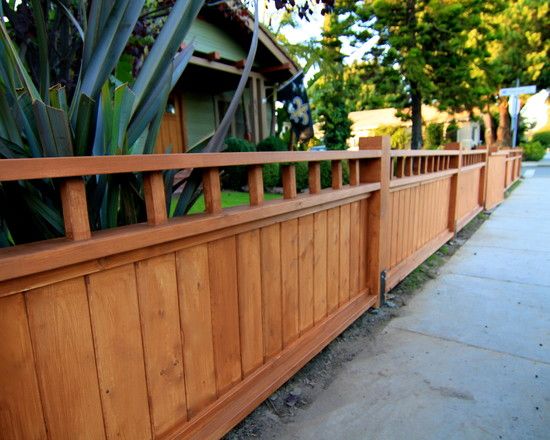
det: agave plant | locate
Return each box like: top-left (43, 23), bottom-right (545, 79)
top-left (0, 0), bottom-right (212, 246)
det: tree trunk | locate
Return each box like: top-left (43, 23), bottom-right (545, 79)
top-left (410, 84), bottom-right (423, 149)
top-left (496, 97), bottom-right (511, 146)
top-left (482, 112), bottom-right (495, 147)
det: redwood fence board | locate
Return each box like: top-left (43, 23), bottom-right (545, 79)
top-left (0, 144), bottom-right (521, 439)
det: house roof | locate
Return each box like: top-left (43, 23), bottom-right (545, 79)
top-left (186, 2), bottom-right (299, 82)
top-left (349, 106), bottom-right (472, 131)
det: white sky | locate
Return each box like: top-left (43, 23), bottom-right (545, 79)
top-left (260, 2), bottom-right (375, 81)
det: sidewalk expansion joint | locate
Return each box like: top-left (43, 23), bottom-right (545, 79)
top-left (390, 326), bottom-right (550, 366)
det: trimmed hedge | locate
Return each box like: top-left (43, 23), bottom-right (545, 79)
top-left (257, 135), bottom-right (288, 152)
top-left (532, 131), bottom-right (550, 148)
top-left (222, 137), bottom-right (256, 190)
top-left (522, 141), bottom-right (545, 161)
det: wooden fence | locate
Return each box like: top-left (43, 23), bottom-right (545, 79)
top-left (0, 138), bottom-right (520, 439)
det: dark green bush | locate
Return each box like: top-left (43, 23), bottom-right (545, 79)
top-left (425, 122), bottom-right (444, 149)
top-left (293, 160), bottom-right (350, 192)
top-left (257, 135), bottom-right (288, 152)
top-left (222, 137), bottom-right (256, 190)
top-left (532, 131), bottom-right (550, 148)
top-left (522, 141), bottom-right (545, 161)
top-left (295, 162), bottom-right (309, 191)
top-left (445, 119), bottom-right (459, 143)
top-left (263, 163), bottom-right (281, 188)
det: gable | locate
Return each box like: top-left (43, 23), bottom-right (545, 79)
top-left (184, 19), bottom-right (247, 62)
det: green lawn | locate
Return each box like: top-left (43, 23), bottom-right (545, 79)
top-left (171, 191), bottom-right (282, 215)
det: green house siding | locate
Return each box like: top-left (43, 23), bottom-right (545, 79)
top-left (185, 19), bottom-right (247, 61)
top-left (184, 92), bottom-right (216, 148)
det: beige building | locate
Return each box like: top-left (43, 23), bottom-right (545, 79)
top-left (347, 106), bottom-right (481, 149)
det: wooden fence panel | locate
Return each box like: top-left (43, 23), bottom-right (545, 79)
top-left (27, 278), bottom-right (106, 439)
top-left (485, 154), bottom-right (507, 210)
top-left (87, 265), bottom-right (152, 439)
top-left (0, 294), bottom-right (47, 440)
top-left (1, 145), bottom-right (517, 439)
top-left (236, 230), bottom-right (264, 374)
top-left (135, 254), bottom-right (188, 435)
top-left (208, 237), bottom-right (243, 394)
top-left (176, 245), bottom-right (217, 418)
top-left (456, 167), bottom-right (482, 228)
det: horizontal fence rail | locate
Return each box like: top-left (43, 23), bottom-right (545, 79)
top-left (0, 139), bottom-right (521, 439)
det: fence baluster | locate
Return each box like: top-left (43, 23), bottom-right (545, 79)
top-left (308, 162), bottom-right (321, 194)
top-left (143, 172), bottom-right (167, 226)
top-left (60, 177), bottom-right (91, 241)
top-left (331, 161), bottom-right (343, 189)
top-left (203, 168), bottom-right (222, 214)
top-left (248, 165), bottom-right (264, 206)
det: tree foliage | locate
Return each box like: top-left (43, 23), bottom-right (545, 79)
top-left (351, 0), bottom-right (494, 149)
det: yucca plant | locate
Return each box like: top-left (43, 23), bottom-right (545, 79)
top-left (0, 0), bottom-right (207, 246)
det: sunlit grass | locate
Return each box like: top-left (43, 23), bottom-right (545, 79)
top-left (171, 191), bottom-right (282, 215)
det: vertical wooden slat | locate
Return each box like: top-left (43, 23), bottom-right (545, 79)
top-left (390, 192), bottom-right (399, 267)
top-left (0, 294), bottom-right (47, 440)
top-left (326, 207), bottom-right (340, 313)
top-left (401, 188), bottom-right (411, 259)
top-left (60, 176), bottom-right (91, 240)
top-left (349, 201), bottom-right (361, 296)
top-left (135, 254), bottom-right (187, 435)
top-left (176, 245), bottom-right (217, 417)
top-left (236, 230), bottom-right (264, 375)
top-left (143, 172), bottom-right (168, 226)
top-left (280, 219), bottom-right (300, 346)
top-left (313, 211), bottom-right (328, 323)
top-left (298, 214), bottom-right (314, 332)
top-left (282, 164), bottom-right (297, 199)
top-left (87, 265), bottom-right (152, 439)
top-left (331, 161), bottom-right (343, 189)
top-left (338, 204), bottom-right (351, 304)
top-left (26, 278), bottom-right (106, 439)
top-left (248, 165), bottom-right (264, 206)
top-left (308, 162), bottom-right (321, 194)
top-left (208, 237), bottom-right (242, 394)
top-left (203, 168), bottom-right (222, 214)
top-left (358, 198), bottom-right (369, 291)
top-left (349, 159), bottom-right (360, 185)
top-left (260, 224), bottom-right (283, 358)
top-left (399, 190), bottom-right (407, 263)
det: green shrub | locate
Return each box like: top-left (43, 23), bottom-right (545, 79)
top-left (522, 141), bottom-right (545, 161)
top-left (342, 160), bottom-right (350, 185)
top-left (373, 125), bottom-right (411, 149)
top-left (320, 161), bottom-right (332, 188)
top-left (532, 131), bottom-right (550, 148)
top-left (445, 119), bottom-right (459, 143)
top-left (257, 136), bottom-right (288, 152)
top-left (425, 122), bottom-right (444, 149)
top-left (293, 160), bottom-right (350, 192)
top-left (295, 162), bottom-right (309, 191)
top-left (222, 137), bottom-right (256, 190)
top-left (263, 163), bottom-right (281, 188)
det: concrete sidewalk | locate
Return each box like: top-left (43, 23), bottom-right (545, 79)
top-left (276, 167), bottom-right (550, 439)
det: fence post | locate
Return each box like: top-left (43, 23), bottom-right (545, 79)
top-left (358, 136), bottom-right (391, 306)
top-left (447, 149), bottom-right (462, 235)
top-left (479, 149), bottom-right (489, 208)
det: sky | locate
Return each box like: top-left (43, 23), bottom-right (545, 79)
top-left (260, 2), bottom-right (375, 81)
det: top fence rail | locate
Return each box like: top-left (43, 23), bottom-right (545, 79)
top-left (0, 150), bottom-right (382, 182)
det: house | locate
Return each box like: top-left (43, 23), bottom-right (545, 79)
top-left (347, 106), bottom-right (481, 149)
top-left (155, 4), bottom-right (298, 153)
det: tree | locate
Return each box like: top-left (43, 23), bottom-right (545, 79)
top-left (473, 0), bottom-right (549, 146)
top-left (353, 0), bottom-right (490, 149)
